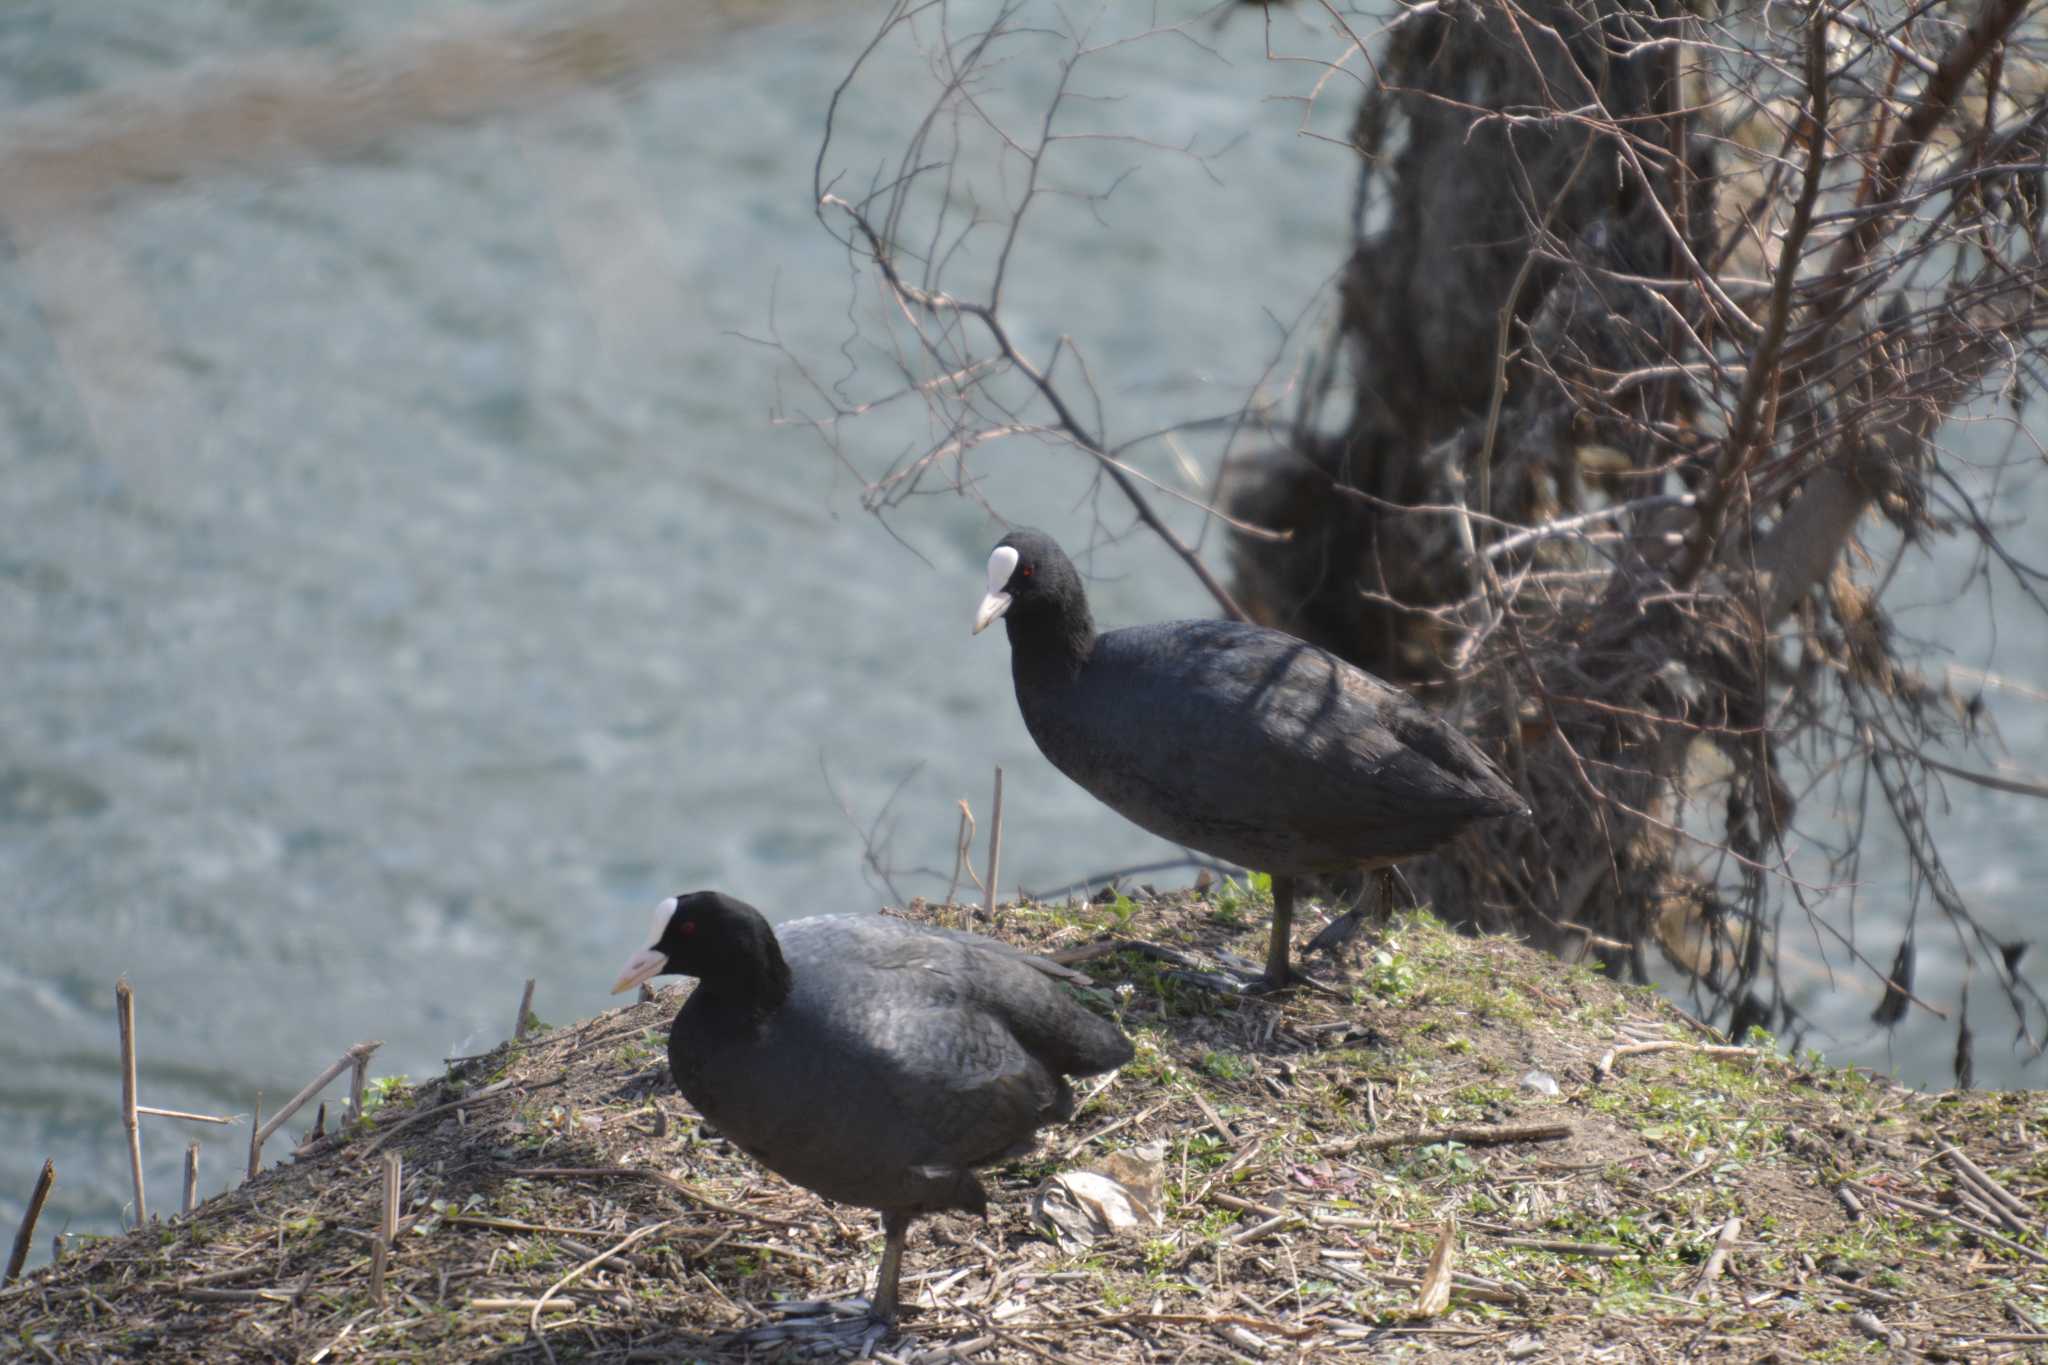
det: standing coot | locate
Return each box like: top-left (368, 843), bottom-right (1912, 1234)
top-left (973, 528), bottom-right (1527, 989)
top-left (611, 890), bottom-right (1132, 1333)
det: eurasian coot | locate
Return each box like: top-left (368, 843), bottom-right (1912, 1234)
top-left (611, 890), bottom-right (1132, 1331)
top-left (973, 528), bottom-right (1526, 989)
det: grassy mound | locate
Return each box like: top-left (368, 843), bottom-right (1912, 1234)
top-left (5, 888), bottom-right (2044, 1361)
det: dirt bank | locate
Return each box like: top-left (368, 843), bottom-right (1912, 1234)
top-left (5, 888), bottom-right (2043, 1361)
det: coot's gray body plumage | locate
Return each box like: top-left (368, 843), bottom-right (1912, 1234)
top-left (973, 529), bottom-right (1526, 988)
top-left (612, 891), bottom-right (1131, 1326)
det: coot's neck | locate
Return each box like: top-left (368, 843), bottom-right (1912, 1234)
top-left (1004, 595), bottom-right (1096, 683)
top-left (689, 940), bottom-right (795, 1025)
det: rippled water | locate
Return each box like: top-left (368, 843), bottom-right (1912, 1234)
top-left (1, 1), bottom-right (2042, 1257)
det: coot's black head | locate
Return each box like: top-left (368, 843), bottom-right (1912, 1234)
top-left (971, 528), bottom-right (1090, 643)
top-left (610, 890), bottom-right (789, 1001)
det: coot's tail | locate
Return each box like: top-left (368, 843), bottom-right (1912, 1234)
top-left (1390, 705), bottom-right (1529, 821)
top-left (1062, 1006), bottom-right (1137, 1077)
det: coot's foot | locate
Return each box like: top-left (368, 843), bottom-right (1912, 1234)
top-left (726, 1299), bottom-right (902, 1359)
top-left (1306, 907), bottom-right (1368, 958)
top-left (1244, 970), bottom-right (1295, 996)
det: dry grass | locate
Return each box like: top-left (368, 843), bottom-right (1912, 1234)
top-left (6, 887), bottom-right (2047, 1362)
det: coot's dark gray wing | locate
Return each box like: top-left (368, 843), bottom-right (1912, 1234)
top-left (909, 920), bottom-right (1099, 987)
top-left (781, 916), bottom-right (1130, 1167)
top-left (1020, 619), bottom-right (1523, 874)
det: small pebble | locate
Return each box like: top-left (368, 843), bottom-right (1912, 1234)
top-left (1521, 1070), bottom-right (1560, 1096)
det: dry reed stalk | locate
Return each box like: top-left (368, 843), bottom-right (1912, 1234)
top-left (135, 1105), bottom-right (235, 1126)
top-left (115, 980), bottom-right (145, 1227)
top-left (182, 1144), bottom-right (199, 1215)
top-left (514, 979), bottom-right (537, 1041)
top-left (367, 1151), bottom-right (402, 1310)
top-left (946, 798), bottom-right (976, 906)
top-left (248, 1041), bottom-right (383, 1174)
top-left (349, 1049), bottom-right (370, 1125)
top-left (380, 1153), bottom-right (401, 1246)
top-left (984, 765), bottom-right (1004, 925)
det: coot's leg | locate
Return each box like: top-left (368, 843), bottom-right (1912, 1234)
top-left (1307, 867), bottom-right (1394, 960)
top-left (1256, 874), bottom-right (1298, 991)
top-left (869, 1210), bottom-right (913, 1324)
top-left (722, 1210), bottom-right (912, 1353)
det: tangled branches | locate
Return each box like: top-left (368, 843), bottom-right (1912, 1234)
top-left (794, 0), bottom-right (2048, 1079)
top-left (1230, 0), bottom-right (2048, 1065)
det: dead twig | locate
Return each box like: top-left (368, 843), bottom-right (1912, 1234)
top-left (1690, 1216), bottom-right (1742, 1300)
top-left (173, 1285), bottom-right (298, 1305)
top-left (820, 193), bottom-right (1250, 623)
top-left (1938, 1143), bottom-right (2036, 1237)
top-left (1490, 1238), bottom-right (1632, 1259)
top-left (1595, 1042), bottom-right (1778, 1080)
top-left (1849, 1181), bottom-right (2048, 1266)
top-left (356, 1078), bottom-right (525, 1159)
top-left (349, 1049), bottom-right (371, 1125)
top-left (1190, 1090), bottom-right (1238, 1145)
top-left (1324, 1122), bottom-right (1573, 1154)
top-left (528, 1220), bottom-right (672, 1362)
top-left (437, 1213), bottom-right (612, 1238)
top-left (1227, 1211), bottom-right (1304, 1247)
top-left (1008, 1310), bottom-right (1316, 1341)
top-left (513, 1166), bottom-right (810, 1232)
top-left (5, 1161), bottom-right (55, 1285)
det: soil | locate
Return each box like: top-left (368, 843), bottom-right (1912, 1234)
top-left (5, 887), bottom-right (2045, 1362)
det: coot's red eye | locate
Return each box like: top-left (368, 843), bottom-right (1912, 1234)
top-left (1019, 565), bottom-right (1034, 578)
top-left (680, 920), bottom-right (697, 936)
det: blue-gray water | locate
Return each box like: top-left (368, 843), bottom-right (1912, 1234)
top-left (2, 1), bottom-right (2042, 1258)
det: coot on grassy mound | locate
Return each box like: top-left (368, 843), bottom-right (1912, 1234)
top-left (612, 891), bottom-right (1132, 1333)
top-left (973, 528), bottom-right (1526, 989)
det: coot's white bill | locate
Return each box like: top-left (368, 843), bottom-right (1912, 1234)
top-left (611, 947), bottom-right (667, 995)
top-left (972, 544), bottom-right (1020, 634)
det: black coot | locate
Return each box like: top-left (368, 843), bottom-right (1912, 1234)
top-left (611, 890), bottom-right (1132, 1327)
top-left (973, 528), bottom-right (1527, 989)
